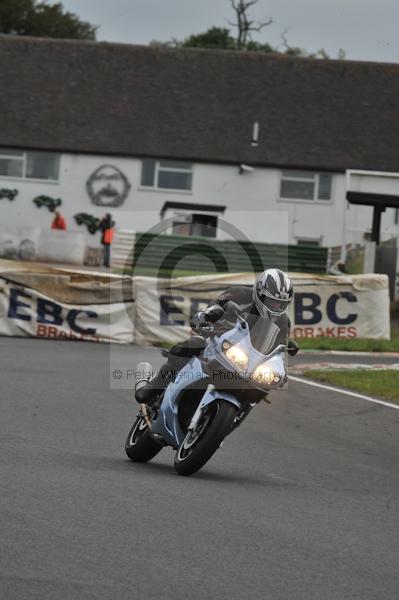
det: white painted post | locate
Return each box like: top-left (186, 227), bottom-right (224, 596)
top-left (363, 241), bottom-right (376, 274)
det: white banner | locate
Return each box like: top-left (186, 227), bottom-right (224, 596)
top-left (0, 262), bottom-right (135, 343)
top-left (133, 272), bottom-right (390, 344)
top-left (0, 260), bottom-right (390, 344)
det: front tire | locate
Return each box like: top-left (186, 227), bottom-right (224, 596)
top-left (125, 415), bottom-right (162, 463)
top-left (174, 400), bottom-right (236, 476)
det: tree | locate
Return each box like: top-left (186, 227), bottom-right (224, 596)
top-left (228, 0), bottom-right (272, 50)
top-left (181, 27), bottom-right (235, 50)
top-left (0, 0), bottom-right (32, 33)
top-left (245, 39), bottom-right (274, 53)
top-left (0, 0), bottom-right (97, 40)
top-left (278, 30), bottom-right (345, 60)
top-left (160, 0), bottom-right (345, 60)
top-left (177, 1), bottom-right (272, 51)
top-left (279, 29), bottom-right (329, 59)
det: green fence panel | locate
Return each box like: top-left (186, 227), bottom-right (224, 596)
top-left (133, 233), bottom-right (328, 274)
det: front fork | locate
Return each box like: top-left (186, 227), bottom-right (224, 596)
top-left (140, 403), bottom-right (152, 429)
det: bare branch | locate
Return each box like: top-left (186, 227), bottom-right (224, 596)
top-left (230, 0), bottom-right (273, 49)
top-left (231, 0), bottom-right (258, 12)
top-left (249, 18), bottom-right (273, 32)
top-left (279, 28), bottom-right (290, 51)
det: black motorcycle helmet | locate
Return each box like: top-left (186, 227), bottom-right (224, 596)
top-left (253, 269), bottom-right (293, 317)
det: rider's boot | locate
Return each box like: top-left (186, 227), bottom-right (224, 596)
top-left (135, 362), bottom-right (175, 406)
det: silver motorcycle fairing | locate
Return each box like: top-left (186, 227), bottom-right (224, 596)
top-left (204, 318), bottom-right (287, 390)
top-left (186, 385), bottom-right (240, 433)
top-left (150, 317), bottom-right (287, 449)
top-left (150, 355), bottom-right (242, 447)
top-left (151, 356), bottom-right (207, 447)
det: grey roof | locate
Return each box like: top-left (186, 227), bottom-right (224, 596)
top-left (1, 35), bottom-right (399, 172)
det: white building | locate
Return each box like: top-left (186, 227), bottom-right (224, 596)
top-left (1, 36), bottom-right (399, 257)
top-left (3, 150), bottom-right (399, 246)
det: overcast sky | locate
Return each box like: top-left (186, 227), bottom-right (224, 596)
top-left (62, 0), bottom-right (399, 63)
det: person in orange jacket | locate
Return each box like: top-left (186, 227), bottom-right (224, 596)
top-left (100, 213), bottom-right (115, 268)
top-left (51, 211), bottom-right (67, 230)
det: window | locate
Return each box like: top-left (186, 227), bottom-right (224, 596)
top-left (0, 148), bottom-right (60, 181)
top-left (280, 170), bottom-right (332, 201)
top-left (191, 214), bottom-right (217, 237)
top-left (141, 159), bottom-right (192, 191)
top-left (0, 149), bottom-right (24, 178)
top-left (172, 214), bottom-right (217, 238)
top-left (172, 220), bottom-right (192, 236)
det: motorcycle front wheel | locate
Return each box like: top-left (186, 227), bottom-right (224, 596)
top-left (174, 400), bottom-right (237, 476)
top-left (125, 415), bottom-right (162, 463)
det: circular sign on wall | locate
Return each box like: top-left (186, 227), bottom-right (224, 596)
top-left (86, 164), bottom-right (131, 207)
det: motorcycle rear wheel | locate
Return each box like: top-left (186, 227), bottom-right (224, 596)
top-left (174, 400), bottom-right (236, 476)
top-left (125, 415), bottom-right (162, 463)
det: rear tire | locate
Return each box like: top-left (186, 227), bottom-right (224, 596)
top-left (125, 415), bottom-right (162, 463)
top-left (174, 400), bottom-right (236, 476)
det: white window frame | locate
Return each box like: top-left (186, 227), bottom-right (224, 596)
top-left (140, 159), bottom-right (193, 193)
top-left (0, 148), bottom-right (60, 182)
top-left (278, 170), bottom-right (333, 204)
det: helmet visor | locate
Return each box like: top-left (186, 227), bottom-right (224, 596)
top-left (260, 294), bottom-right (291, 315)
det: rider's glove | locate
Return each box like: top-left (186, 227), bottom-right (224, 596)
top-left (190, 311), bottom-right (211, 331)
top-left (203, 304), bottom-right (225, 323)
top-left (190, 305), bottom-right (224, 329)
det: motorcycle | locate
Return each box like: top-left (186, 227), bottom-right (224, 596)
top-left (125, 305), bottom-right (298, 476)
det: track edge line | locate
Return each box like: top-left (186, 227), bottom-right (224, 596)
top-left (290, 375), bottom-right (399, 411)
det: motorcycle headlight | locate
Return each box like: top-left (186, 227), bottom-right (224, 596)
top-left (252, 363), bottom-right (281, 385)
top-left (222, 341), bottom-right (249, 371)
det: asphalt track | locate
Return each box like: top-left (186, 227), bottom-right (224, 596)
top-left (1, 338), bottom-right (399, 600)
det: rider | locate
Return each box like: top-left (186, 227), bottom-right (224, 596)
top-left (135, 268), bottom-right (294, 406)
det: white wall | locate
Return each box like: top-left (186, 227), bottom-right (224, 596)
top-left (1, 151), bottom-right (398, 247)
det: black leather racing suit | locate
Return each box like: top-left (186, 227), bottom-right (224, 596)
top-left (135, 286), bottom-right (290, 405)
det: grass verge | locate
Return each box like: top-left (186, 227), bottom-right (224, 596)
top-left (303, 369), bottom-right (399, 405)
top-left (298, 335), bottom-right (399, 353)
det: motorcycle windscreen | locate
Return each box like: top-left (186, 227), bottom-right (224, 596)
top-left (247, 315), bottom-right (281, 355)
